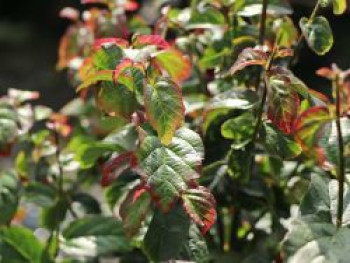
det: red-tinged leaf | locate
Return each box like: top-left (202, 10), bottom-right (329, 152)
top-left (77, 70), bottom-right (113, 91)
top-left (59, 7), bottom-right (79, 21)
top-left (93, 38), bottom-right (129, 50)
top-left (316, 67), bottom-right (335, 80)
top-left (133, 35), bottom-right (170, 50)
top-left (79, 58), bottom-right (95, 80)
top-left (268, 90), bottom-right (300, 134)
top-left (119, 184), bottom-right (152, 237)
top-left (144, 78), bottom-right (185, 145)
top-left (276, 48), bottom-right (293, 58)
top-left (101, 152), bottom-right (135, 187)
top-left (293, 106), bottom-right (332, 164)
top-left (182, 186), bottom-right (216, 235)
top-left (153, 49), bottom-right (191, 82)
top-left (125, 0), bottom-right (139, 11)
top-left (113, 58), bottom-right (145, 85)
top-left (230, 47), bottom-right (268, 75)
top-left (137, 128), bottom-right (204, 212)
top-left (308, 88), bottom-right (331, 106)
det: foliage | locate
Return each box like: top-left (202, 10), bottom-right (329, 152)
top-left (0, 0), bottom-right (350, 262)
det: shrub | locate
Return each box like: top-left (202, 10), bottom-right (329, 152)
top-left (0, 0), bottom-right (349, 262)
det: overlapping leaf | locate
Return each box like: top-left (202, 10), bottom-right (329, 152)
top-left (267, 88), bottom-right (299, 135)
top-left (144, 78), bottom-right (185, 145)
top-left (119, 184), bottom-right (152, 237)
top-left (182, 186), bottom-right (216, 234)
top-left (62, 216), bottom-right (132, 257)
top-left (153, 49), bottom-right (191, 82)
top-left (230, 47), bottom-right (268, 75)
top-left (137, 127), bottom-right (204, 211)
top-left (283, 175), bottom-right (350, 262)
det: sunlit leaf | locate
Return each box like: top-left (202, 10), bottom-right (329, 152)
top-left (154, 49), bottom-right (191, 82)
top-left (333, 0), bottom-right (347, 15)
top-left (300, 16), bottom-right (334, 55)
top-left (133, 35), bottom-right (170, 50)
top-left (77, 70), bottom-right (113, 91)
top-left (137, 127), bottom-right (204, 212)
top-left (182, 186), bottom-right (216, 234)
top-left (230, 47), bottom-right (268, 75)
top-left (144, 78), bottom-right (184, 145)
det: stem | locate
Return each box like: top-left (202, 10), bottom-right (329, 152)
top-left (288, 0), bottom-right (322, 67)
top-left (334, 77), bottom-right (345, 228)
top-left (252, 77), bottom-right (268, 142)
top-left (259, 0), bottom-right (269, 45)
top-left (54, 130), bottom-right (64, 196)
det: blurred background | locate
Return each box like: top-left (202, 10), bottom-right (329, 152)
top-left (0, 0), bottom-right (349, 110)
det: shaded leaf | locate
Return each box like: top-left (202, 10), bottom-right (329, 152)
top-left (283, 175), bottom-right (350, 262)
top-left (143, 204), bottom-right (191, 262)
top-left (119, 184), bottom-right (152, 237)
top-left (95, 81), bottom-right (138, 118)
top-left (0, 171), bottom-right (20, 225)
top-left (0, 226), bottom-right (45, 263)
top-left (62, 216), bottom-right (132, 257)
top-left (221, 112), bottom-right (255, 149)
top-left (261, 123), bottom-right (302, 159)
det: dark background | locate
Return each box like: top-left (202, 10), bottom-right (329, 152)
top-left (0, 0), bottom-right (349, 110)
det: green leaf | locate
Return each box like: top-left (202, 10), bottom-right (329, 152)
top-left (0, 119), bottom-right (17, 148)
top-left (186, 224), bottom-right (210, 263)
top-left (93, 44), bottom-right (124, 70)
top-left (0, 171), bottom-right (20, 225)
top-left (283, 175), bottom-right (350, 262)
top-left (144, 78), bottom-right (184, 145)
top-left (137, 127), bottom-right (204, 211)
top-left (96, 81), bottom-right (138, 118)
top-left (299, 16), bottom-right (334, 55)
top-left (0, 226), bottom-right (45, 263)
top-left (188, 7), bottom-right (225, 29)
top-left (62, 216), bottom-right (132, 257)
top-left (24, 182), bottom-right (57, 207)
top-left (221, 112), bottom-right (255, 149)
top-left (333, 0), bottom-right (347, 15)
top-left (71, 193), bottom-right (101, 214)
top-left (238, 3), bottom-right (293, 17)
top-left (199, 47), bottom-right (230, 70)
top-left (75, 142), bottom-right (122, 169)
top-left (120, 184), bottom-right (152, 237)
top-left (143, 204), bottom-right (191, 262)
top-left (41, 198), bottom-right (68, 230)
top-left (261, 123), bottom-right (302, 159)
top-left (204, 89), bottom-right (258, 133)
